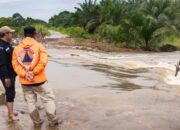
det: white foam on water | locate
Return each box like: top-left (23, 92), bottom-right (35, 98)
top-left (165, 75), bottom-right (180, 85)
top-left (158, 67), bottom-right (180, 86)
top-left (48, 48), bottom-right (180, 86)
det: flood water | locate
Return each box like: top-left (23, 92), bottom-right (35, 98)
top-left (1, 47), bottom-right (180, 130)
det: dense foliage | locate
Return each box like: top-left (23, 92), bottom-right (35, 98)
top-left (49, 0), bottom-right (180, 51)
top-left (0, 0), bottom-right (179, 51)
top-left (0, 13), bottom-right (49, 39)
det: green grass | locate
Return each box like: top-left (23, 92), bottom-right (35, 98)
top-left (51, 26), bottom-right (92, 39)
top-left (165, 36), bottom-right (180, 49)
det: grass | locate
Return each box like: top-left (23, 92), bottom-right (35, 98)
top-left (165, 36), bottom-right (180, 49)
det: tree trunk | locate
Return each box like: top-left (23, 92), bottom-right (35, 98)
top-left (145, 40), bottom-right (150, 51)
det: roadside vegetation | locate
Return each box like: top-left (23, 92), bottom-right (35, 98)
top-left (49, 0), bottom-right (180, 51)
top-left (0, 0), bottom-right (179, 51)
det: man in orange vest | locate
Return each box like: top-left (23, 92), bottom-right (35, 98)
top-left (12, 26), bottom-right (59, 128)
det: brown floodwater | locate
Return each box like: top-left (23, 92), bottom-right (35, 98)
top-left (1, 48), bottom-right (180, 130)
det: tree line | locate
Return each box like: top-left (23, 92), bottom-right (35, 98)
top-left (0, 13), bottom-right (49, 39)
top-left (49, 0), bottom-right (180, 51)
top-left (0, 0), bottom-right (179, 51)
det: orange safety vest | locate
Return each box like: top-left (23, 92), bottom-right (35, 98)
top-left (12, 37), bottom-right (48, 85)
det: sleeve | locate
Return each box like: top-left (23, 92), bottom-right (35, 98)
top-left (0, 48), bottom-right (10, 78)
top-left (33, 44), bottom-right (48, 75)
top-left (12, 48), bottom-right (27, 77)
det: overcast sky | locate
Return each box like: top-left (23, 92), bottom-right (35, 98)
top-left (0, 0), bottom-right (94, 22)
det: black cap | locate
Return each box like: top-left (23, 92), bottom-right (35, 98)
top-left (24, 26), bottom-right (36, 35)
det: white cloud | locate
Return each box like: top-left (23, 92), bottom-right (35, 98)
top-left (0, 0), bottom-right (101, 21)
top-left (0, 0), bottom-right (22, 3)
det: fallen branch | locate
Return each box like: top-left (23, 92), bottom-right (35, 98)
top-left (175, 61), bottom-right (180, 77)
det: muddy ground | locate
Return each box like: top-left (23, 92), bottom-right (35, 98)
top-left (1, 48), bottom-right (180, 130)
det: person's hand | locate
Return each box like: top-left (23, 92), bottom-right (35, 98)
top-left (5, 78), bottom-right (11, 87)
top-left (24, 66), bottom-right (31, 71)
top-left (29, 71), bottom-right (34, 80)
top-left (25, 71), bottom-right (34, 82)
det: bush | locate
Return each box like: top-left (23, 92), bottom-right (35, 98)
top-left (165, 36), bottom-right (180, 48)
top-left (51, 26), bottom-right (90, 38)
top-left (14, 26), bottom-right (24, 37)
top-left (34, 24), bottom-right (50, 38)
top-left (50, 26), bottom-right (66, 33)
top-left (97, 24), bottom-right (122, 43)
top-left (160, 44), bottom-right (177, 52)
top-left (13, 24), bottom-right (50, 39)
top-left (64, 27), bottom-right (90, 38)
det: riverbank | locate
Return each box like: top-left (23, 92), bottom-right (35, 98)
top-left (45, 37), bottom-right (145, 53)
top-left (42, 30), bottom-right (179, 53)
top-left (44, 31), bottom-right (145, 53)
top-left (44, 34), bottom-right (179, 53)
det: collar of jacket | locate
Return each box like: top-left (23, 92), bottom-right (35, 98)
top-left (0, 39), bottom-right (10, 45)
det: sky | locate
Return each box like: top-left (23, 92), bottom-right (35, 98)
top-left (0, 0), bottom-right (93, 22)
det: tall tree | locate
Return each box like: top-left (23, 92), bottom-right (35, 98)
top-left (49, 11), bottom-right (74, 27)
top-left (12, 13), bottom-right (25, 26)
top-left (74, 0), bottom-right (100, 33)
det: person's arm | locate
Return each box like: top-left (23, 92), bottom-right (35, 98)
top-left (12, 48), bottom-right (27, 77)
top-left (0, 48), bottom-right (12, 87)
top-left (0, 49), bottom-right (10, 78)
top-left (33, 44), bottom-right (48, 75)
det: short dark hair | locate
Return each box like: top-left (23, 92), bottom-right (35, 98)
top-left (24, 26), bottom-right (36, 37)
top-left (24, 33), bottom-right (35, 38)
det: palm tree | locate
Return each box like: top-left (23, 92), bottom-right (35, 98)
top-left (99, 0), bottom-right (126, 25)
top-left (142, 0), bottom-right (171, 18)
top-left (170, 0), bottom-right (180, 31)
top-left (74, 0), bottom-right (100, 33)
top-left (141, 14), bottom-right (170, 50)
top-left (123, 0), bottom-right (176, 50)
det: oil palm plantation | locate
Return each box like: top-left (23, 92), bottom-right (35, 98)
top-left (74, 0), bottom-right (100, 33)
top-left (123, 0), bottom-right (176, 50)
top-left (48, 0), bottom-right (179, 51)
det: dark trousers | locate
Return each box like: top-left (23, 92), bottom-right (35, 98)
top-left (0, 77), bottom-right (16, 102)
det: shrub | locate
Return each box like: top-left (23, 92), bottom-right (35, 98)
top-left (97, 24), bottom-right (122, 43)
top-left (13, 24), bottom-right (50, 39)
top-left (64, 27), bottom-right (90, 38)
top-left (160, 44), bottom-right (177, 52)
top-left (34, 24), bottom-right (50, 39)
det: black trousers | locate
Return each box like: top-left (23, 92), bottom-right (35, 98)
top-left (0, 77), bottom-right (16, 102)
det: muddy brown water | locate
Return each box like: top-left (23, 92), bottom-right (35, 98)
top-left (1, 48), bottom-right (180, 130)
